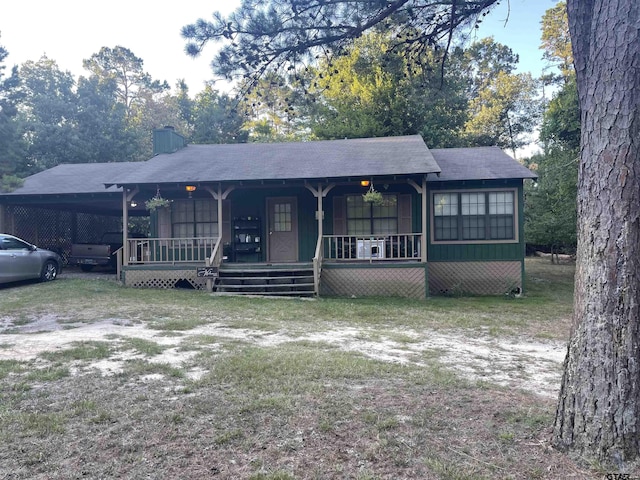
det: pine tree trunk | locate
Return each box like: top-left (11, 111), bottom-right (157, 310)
top-left (553, 0), bottom-right (640, 466)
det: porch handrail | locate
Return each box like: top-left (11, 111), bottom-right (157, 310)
top-left (312, 234), bottom-right (323, 296)
top-left (114, 246), bottom-right (123, 281)
top-left (207, 236), bottom-right (223, 268)
top-left (322, 234), bottom-right (422, 262)
top-left (127, 237), bottom-right (218, 264)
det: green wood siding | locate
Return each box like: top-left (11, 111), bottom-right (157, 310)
top-left (427, 179), bottom-right (526, 262)
top-left (229, 187), bottom-right (317, 262)
top-left (298, 193), bottom-right (318, 261)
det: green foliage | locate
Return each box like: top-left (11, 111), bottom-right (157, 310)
top-left (525, 150), bottom-right (578, 252)
top-left (464, 70), bottom-right (540, 154)
top-left (301, 32), bottom-right (469, 145)
top-left (0, 174), bottom-right (24, 193)
top-left (239, 72), bottom-right (302, 142)
top-left (461, 37), bottom-right (519, 98)
top-left (191, 85), bottom-right (248, 143)
top-left (0, 38), bottom-right (26, 177)
top-left (540, 75), bottom-right (580, 151)
top-left (145, 194), bottom-right (171, 212)
top-left (18, 56), bottom-right (84, 172)
top-left (362, 188), bottom-right (384, 206)
top-left (526, 40), bottom-right (580, 254)
top-left (461, 38), bottom-right (541, 154)
top-left (540, 1), bottom-right (573, 83)
top-left (81, 46), bottom-right (181, 161)
top-left (75, 75), bottom-right (136, 162)
top-left (11, 46), bottom-right (190, 174)
top-left (182, 0), bottom-right (502, 85)
top-left (82, 46), bottom-right (169, 119)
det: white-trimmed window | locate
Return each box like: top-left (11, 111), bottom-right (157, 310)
top-left (172, 199), bottom-right (218, 238)
top-left (433, 190), bottom-right (515, 241)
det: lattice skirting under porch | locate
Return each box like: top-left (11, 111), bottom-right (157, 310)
top-left (320, 264), bottom-right (427, 299)
top-left (123, 267), bottom-right (208, 290)
top-left (428, 261), bottom-right (522, 296)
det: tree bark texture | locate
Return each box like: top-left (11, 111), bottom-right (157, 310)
top-left (553, 0), bottom-right (640, 466)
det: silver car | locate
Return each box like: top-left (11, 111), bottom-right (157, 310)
top-left (0, 234), bottom-right (62, 284)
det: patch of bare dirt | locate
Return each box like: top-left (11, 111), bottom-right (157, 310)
top-left (0, 314), bottom-right (566, 398)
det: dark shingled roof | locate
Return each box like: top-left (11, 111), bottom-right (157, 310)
top-left (430, 147), bottom-right (537, 182)
top-left (3, 163), bottom-right (134, 196)
top-left (111, 135), bottom-right (441, 185)
top-left (0, 140), bottom-right (536, 201)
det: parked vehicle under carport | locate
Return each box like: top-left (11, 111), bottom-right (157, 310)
top-left (0, 234), bottom-right (62, 284)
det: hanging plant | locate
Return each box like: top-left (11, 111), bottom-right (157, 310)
top-left (362, 184), bottom-right (384, 206)
top-left (145, 187), bottom-right (172, 212)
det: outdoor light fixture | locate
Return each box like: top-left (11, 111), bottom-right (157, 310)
top-left (130, 201), bottom-right (138, 208)
top-left (360, 180), bottom-right (370, 187)
top-left (185, 185), bottom-right (196, 198)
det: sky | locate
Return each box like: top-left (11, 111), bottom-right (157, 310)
top-left (1, 0), bottom-right (560, 95)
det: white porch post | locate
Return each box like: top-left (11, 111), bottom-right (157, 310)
top-left (217, 183), bottom-right (223, 238)
top-left (317, 183), bottom-right (324, 238)
top-left (203, 184), bottom-right (235, 291)
top-left (205, 183), bottom-right (235, 251)
top-left (305, 182), bottom-right (335, 245)
top-left (122, 190), bottom-right (129, 266)
top-left (204, 184), bottom-right (236, 244)
top-left (122, 187), bottom-right (139, 267)
top-left (421, 177), bottom-right (427, 263)
top-left (408, 177), bottom-right (428, 263)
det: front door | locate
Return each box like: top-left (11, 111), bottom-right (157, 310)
top-left (267, 197), bottom-right (298, 263)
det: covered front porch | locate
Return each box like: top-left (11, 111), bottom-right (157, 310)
top-left (119, 230), bottom-right (427, 298)
top-left (112, 141), bottom-right (431, 295)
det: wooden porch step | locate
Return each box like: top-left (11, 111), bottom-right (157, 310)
top-left (213, 290), bottom-right (315, 297)
top-left (218, 275), bottom-right (314, 282)
top-left (219, 266), bottom-right (313, 273)
top-left (215, 284), bottom-right (315, 297)
top-left (216, 283), bottom-right (315, 290)
top-left (215, 263), bottom-right (315, 296)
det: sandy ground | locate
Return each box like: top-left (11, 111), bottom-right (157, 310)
top-left (0, 312), bottom-right (566, 398)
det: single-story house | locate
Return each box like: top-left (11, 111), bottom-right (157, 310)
top-left (0, 128), bottom-right (536, 298)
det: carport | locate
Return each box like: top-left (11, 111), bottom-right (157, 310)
top-left (0, 162), bottom-right (147, 262)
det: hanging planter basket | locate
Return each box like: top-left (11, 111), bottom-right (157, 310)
top-left (362, 184), bottom-right (384, 206)
top-left (145, 187), bottom-right (172, 212)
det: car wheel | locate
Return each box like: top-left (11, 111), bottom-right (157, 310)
top-left (41, 260), bottom-right (59, 282)
top-left (80, 265), bottom-right (94, 272)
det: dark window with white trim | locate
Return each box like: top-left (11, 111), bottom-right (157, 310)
top-left (346, 195), bottom-right (398, 235)
top-left (433, 191), bottom-right (515, 241)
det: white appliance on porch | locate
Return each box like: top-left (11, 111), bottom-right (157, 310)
top-left (356, 239), bottom-right (385, 259)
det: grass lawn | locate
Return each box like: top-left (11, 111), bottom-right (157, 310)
top-left (0, 258), bottom-right (611, 478)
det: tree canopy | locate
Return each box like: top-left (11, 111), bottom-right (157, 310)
top-left (0, 38), bottom-right (25, 191)
top-left (540, 1), bottom-right (573, 84)
top-left (182, 0), bottom-right (502, 86)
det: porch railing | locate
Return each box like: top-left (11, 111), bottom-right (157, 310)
top-left (127, 237), bottom-right (219, 264)
top-left (322, 234), bottom-right (422, 262)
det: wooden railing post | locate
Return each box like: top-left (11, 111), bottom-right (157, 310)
top-left (115, 247), bottom-right (123, 283)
